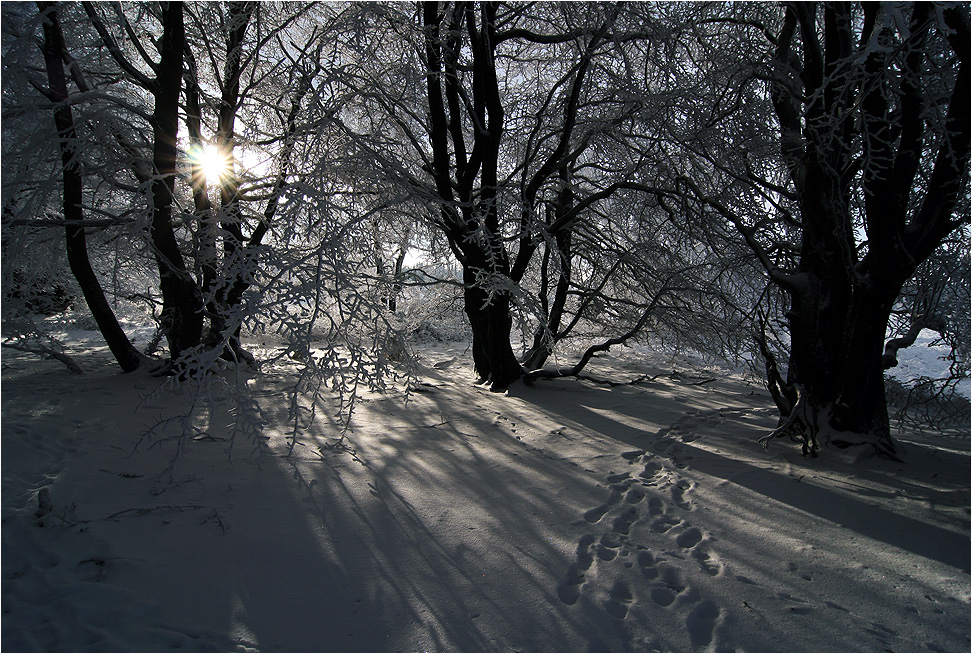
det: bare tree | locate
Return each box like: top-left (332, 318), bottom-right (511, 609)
top-left (678, 3), bottom-right (970, 457)
top-left (31, 2), bottom-right (145, 371)
top-left (82, 1), bottom-right (204, 366)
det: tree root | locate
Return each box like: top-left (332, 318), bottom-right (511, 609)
top-left (758, 383), bottom-right (819, 457)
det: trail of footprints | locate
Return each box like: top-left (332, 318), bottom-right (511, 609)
top-left (559, 442), bottom-right (723, 648)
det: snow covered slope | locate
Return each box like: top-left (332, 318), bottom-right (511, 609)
top-left (2, 339), bottom-right (969, 651)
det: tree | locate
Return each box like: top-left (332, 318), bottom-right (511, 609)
top-left (181, 1), bottom-right (322, 363)
top-left (33, 1), bottom-right (145, 372)
top-left (777, 3), bottom-right (968, 455)
top-left (331, 2), bottom-right (760, 391)
top-left (83, 0), bottom-right (204, 365)
top-left (690, 2), bottom-right (970, 456)
top-left (419, 1), bottom-right (523, 390)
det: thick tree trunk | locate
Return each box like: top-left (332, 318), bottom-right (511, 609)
top-left (38, 2), bottom-right (144, 373)
top-left (830, 280), bottom-right (900, 451)
top-left (463, 264), bottom-right (522, 391)
top-left (786, 269), bottom-right (898, 457)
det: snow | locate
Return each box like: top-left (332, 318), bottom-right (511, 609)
top-left (2, 335), bottom-right (969, 652)
top-left (887, 328), bottom-right (971, 399)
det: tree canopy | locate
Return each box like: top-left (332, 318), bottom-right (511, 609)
top-left (2, 1), bottom-right (968, 457)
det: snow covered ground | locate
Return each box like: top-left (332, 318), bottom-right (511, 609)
top-left (2, 334), bottom-right (969, 652)
top-left (887, 328), bottom-right (972, 399)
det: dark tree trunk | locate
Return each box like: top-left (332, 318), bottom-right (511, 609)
top-left (151, 2), bottom-right (203, 362)
top-left (37, 2), bottom-right (144, 373)
top-left (463, 258), bottom-right (522, 390)
top-left (765, 3), bottom-right (970, 457)
top-left (784, 270), bottom-right (898, 455)
top-left (422, 1), bottom-right (522, 390)
top-left (830, 288), bottom-right (896, 443)
top-left (522, 224), bottom-right (571, 371)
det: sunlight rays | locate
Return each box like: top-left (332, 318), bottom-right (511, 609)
top-left (190, 144), bottom-right (231, 186)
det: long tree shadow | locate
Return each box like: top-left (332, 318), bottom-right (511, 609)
top-left (249, 366), bottom-right (637, 651)
top-left (510, 373), bottom-right (971, 571)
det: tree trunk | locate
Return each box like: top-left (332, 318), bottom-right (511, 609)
top-left (463, 268), bottom-right (522, 391)
top-left (151, 2), bottom-right (203, 362)
top-left (37, 2), bottom-right (144, 373)
top-left (462, 236), bottom-right (522, 390)
top-left (783, 168), bottom-right (898, 455)
top-left (830, 288), bottom-right (896, 450)
top-left (786, 273), bottom-right (898, 456)
top-left (522, 226), bottom-right (571, 371)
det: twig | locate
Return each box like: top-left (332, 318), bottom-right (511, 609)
top-left (104, 505), bottom-right (206, 521)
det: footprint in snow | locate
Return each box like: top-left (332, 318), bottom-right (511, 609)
top-left (605, 580), bottom-right (634, 619)
top-left (675, 526), bottom-right (703, 549)
top-left (576, 534), bottom-right (596, 570)
top-left (600, 532), bottom-right (624, 549)
top-left (557, 564), bottom-right (586, 605)
top-left (584, 504), bottom-right (611, 524)
top-left (651, 514), bottom-right (682, 533)
top-left (583, 485), bottom-right (627, 523)
top-left (668, 444), bottom-right (690, 468)
top-left (686, 600), bottom-right (721, 649)
top-left (638, 550), bottom-right (659, 580)
top-left (671, 479), bottom-right (694, 509)
top-left (693, 542), bottom-right (723, 576)
top-left (650, 566), bottom-right (688, 607)
top-left (611, 506), bottom-right (639, 535)
top-left (651, 585), bottom-right (679, 608)
top-left (597, 532), bottom-right (623, 561)
top-left (639, 460), bottom-right (666, 485)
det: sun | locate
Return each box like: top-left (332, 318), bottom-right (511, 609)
top-left (192, 144), bottom-right (231, 185)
